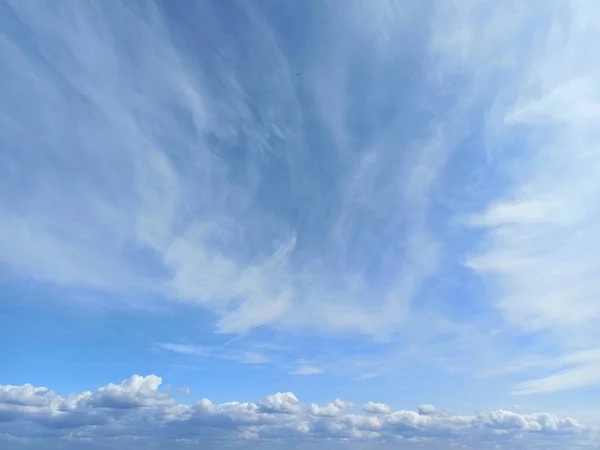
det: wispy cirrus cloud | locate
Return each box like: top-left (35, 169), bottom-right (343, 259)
top-left (156, 342), bottom-right (270, 366)
top-left (290, 365), bottom-right (324, 376)
top-left (0, 0), bottom-right (447, 339)
top-left (450, 1), bottom-right (600, 394)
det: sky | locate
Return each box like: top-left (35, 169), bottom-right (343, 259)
top-left (2, 0), bottom-right (600, 448)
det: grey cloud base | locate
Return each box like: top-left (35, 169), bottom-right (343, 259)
top-left (0, 375), bottom-right (588, 449)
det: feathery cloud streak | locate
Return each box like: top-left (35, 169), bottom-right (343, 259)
top-left (1, 0), bottom-right (447, 337)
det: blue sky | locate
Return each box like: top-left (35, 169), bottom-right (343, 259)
top-left (2, 0), bottom-right (600, 448)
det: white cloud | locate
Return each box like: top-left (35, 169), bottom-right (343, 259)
top-left (363, 402), bottom-right (391, 415)
top-left (513, 363), bottom-right (600, 396)
top-left (0, 375), bottom-right (587, 449)
top-left (156, 342), bottom-right (269, 366)
top-left (157, 343), bottom-right (210, 357)
top-left (290, 366), bottom-right (324, 376)
top-left (258, 392), bottom-right (302, 415)
top-left (89, 375), bottom-right (175, 409)
top-left (308, 399), bottom-right (353, 418)
top-left (417, 404), bottom-right (441, 416)
top-left (179, 387), bottom-right (191, 396)
top-left (241, 352), bottom-right (270, 365)
top-left (0, 0), bottom-right (451, 340)
top-left (433, 0), bottom-right (600, 393)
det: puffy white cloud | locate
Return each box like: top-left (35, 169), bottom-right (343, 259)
top-left (308, 399), bottom-right (353, 418)
top-left (418, 404), bottom-right (440, 416)
top-left (89, 375), bottom-right (175, 409)
top-left (258, 392), bottom-right (302, 415)
top-left (0, 375), bottom-right (588, 449)
top-left (363, 401), bottom-right (391, 415)
top-left (0, 384), bottom-right (57, 408)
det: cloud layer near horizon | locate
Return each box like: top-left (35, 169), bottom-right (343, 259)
top-left (0, 375), bottom-right (587, 450)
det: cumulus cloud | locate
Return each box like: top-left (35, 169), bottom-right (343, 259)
top-left (417, 404), bottom-right (439, 416)
top-left (88, 375), bottom-right (175, 409)
top-left (0, 375), bottom-right (587, 449)
top-left (308, 399), bottom-right (353, 418)
top-left (258, 392), bottom-right (303, 415)
top-left (363, 402), bottom-right (391, 415)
